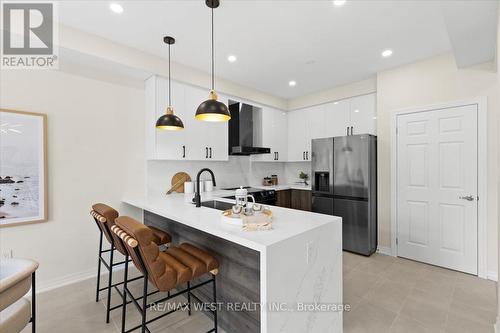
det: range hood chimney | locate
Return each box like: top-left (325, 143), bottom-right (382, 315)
top-left (228, 102), bottom-right (271, 155)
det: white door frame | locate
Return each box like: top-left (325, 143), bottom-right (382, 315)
top-left (390, 97), bottom-right (488, 278)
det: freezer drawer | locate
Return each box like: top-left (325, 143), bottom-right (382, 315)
top-left (334, 198), bottom-right (376, 255)
top-left (311, 195), bottom-right (334, 215)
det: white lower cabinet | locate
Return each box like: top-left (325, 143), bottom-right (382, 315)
top-left (146, 75), bottom-right (228, 161)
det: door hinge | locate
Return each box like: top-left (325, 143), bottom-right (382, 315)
top-left (396, 238), bottom-right (398, 245)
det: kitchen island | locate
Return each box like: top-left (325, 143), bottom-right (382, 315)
top-left (123, 190), bottom-right (342, 333)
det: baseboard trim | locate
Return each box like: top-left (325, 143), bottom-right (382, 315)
top-left (487, 270), bottom-right (498, 282)
top-left (37, 268), bottom-right (97, 294)
top-left (376, 246), bottom-right (394, 256)
top-left (36, 263), bottom-right (128, 294)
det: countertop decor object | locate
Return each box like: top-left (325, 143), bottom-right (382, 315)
top-left (299, 171), bottom-right (309, 186)
top-left (156, 36), bottom-right (184, 130)
top-left (262, 177), bottom-right (272, 186)
top-left (167, 172), bottom-right (191, 194)
top-left (194, 0), bottom-right (231, 122)
top-left (221, 207), bottom-right (272, 228)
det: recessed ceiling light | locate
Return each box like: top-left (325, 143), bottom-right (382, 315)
top-left (333, 0), bottom-right (346, 7)
top-left (227, 55), bottom-right (237, 63)
top-left (288, 81), bottom-right (297, 87)
top-left (333, 101), bottom-right (339, 105)
top-left (373, 116), bottom-right (377, 120)
top-left (381, 49), bottom-right (393, 58)
top-left (109, 3), bottom-right (123, 14)
top-left (354, 109), bottom-right (360, 113)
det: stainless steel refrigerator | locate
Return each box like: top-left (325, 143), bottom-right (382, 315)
top-left (311, 135), bottom-right (377, 256)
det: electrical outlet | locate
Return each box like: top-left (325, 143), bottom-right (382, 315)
top-left (2, 250), bottom-right (13, 259)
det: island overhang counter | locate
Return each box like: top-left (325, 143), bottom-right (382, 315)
top-left (123, 191), bottom-right (343, 333)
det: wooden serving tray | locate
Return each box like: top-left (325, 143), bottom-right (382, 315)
top-left (221, 209), bottom-right (273, 231)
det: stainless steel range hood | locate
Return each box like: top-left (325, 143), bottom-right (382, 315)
top-left (228, 101), bottom-right (271, 155)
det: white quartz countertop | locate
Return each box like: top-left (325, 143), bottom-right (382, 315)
top-left (122, 190), bottom-right (339, 252)
top-left (252, 184), bottom-right (311, 191)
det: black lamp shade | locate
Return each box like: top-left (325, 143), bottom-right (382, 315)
top-left (195, 91), bottom-right (231, 122)
top-left (156, 113), bottom-right (184, 130)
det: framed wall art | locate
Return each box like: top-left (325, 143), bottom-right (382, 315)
top-left (0, 109), bottom-right (47, 227)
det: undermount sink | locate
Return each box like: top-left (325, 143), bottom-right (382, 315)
top-left (200, 200), bottom-right (234, 211)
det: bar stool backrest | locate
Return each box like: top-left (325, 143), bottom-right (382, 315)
top-left (114, 216), bottom-right (176, 291)
top-left (90, 203), bottom-right (127, 255)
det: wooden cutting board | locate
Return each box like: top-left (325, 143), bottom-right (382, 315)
top-left (168, 172), bottom-right (191, 194)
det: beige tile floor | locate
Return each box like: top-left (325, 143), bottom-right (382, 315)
top-left (22, 252), bottom-right (497, 333)
top-left (343, 252), bottom-right (497, 333)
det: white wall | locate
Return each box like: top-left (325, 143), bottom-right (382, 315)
top-left (377, 53), bottom-right (499, 277)
top-left (497, 3), bottom-right (500, 327)
top-left (0, 69), bottom-right (145, 290)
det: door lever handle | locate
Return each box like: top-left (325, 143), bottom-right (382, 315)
top-left (459, 195), bottom-right (475, 201)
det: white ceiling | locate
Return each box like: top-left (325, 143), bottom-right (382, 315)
top-left (58, 0), bottom-right (497, 99)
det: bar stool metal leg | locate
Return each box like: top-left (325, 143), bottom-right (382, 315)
top-left (106, 240), bottom-right (115, 323)
top-left (141, 272), bottom-right (148, 333)
top-left (96, 231), bottom-right (103, 302)
top-left (187, 282), bottom-right (191, 316)
top-left (121, 254), bottom-right (129, 333)
top-left (31, 271), bottom-right (36, 333)
top-left (212, 275), bottom-right (217, 333)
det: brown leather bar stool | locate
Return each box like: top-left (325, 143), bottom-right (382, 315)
top-left (111, 216), bottom-right (219, 333)
top-left (90, 203), bottom-right (171, 323)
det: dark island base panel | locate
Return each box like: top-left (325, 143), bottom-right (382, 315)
top-left (144, 211), bottom-right (261, 333)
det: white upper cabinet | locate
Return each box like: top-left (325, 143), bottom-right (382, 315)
top-left (145, 76), bottom-right (228, 161)
top-left (308, 104), bottom-right (327, 140)
top-left (287, 108), bottom-right (311, 162)
top-left (253, 107), bottom-right (288, 161)
top-left (324, 99), bottom-right (351, 137)
top-left (146, 74), bottom-right (375, 163)
top-left (349, 93), bottom-right (377, 135)
top-left (286, 93), bottom-right (376, 162)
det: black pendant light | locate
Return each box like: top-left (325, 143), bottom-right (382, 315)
top-left (156, 36), bottom-right (184, 130)
top-left (195, 0), bottom-right (231, 122)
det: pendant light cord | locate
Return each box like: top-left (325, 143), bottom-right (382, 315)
top-left (211, 7), bottom-right (214, 91)
top-left (168, 42), bottom-right (171, 106)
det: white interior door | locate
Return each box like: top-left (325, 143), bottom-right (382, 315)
top-left (396, 104), bottom-right (478, 274)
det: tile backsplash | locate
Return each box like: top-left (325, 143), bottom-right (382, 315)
top-left (147, 157), bottom-right (290, 196)
top-left (284, 162), bottom-right (312, 185)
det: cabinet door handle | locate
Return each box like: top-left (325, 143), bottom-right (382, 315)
top-left (182, 145), bottom-right (186, 158)
top-left (351, 126), bottom-right (354, 135)
top-left (346, 127), bottom-right (349, 135)
top-left (303, 151), bottom-right (305, 160)
top-left (209, 147), bottom-right (212, 159)
top-left (306, 151), bottom-right (309, 160)
top-left (206, 147), bottom-right (209, 159)
top-left (277, 152), bottom-right (279, 160)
